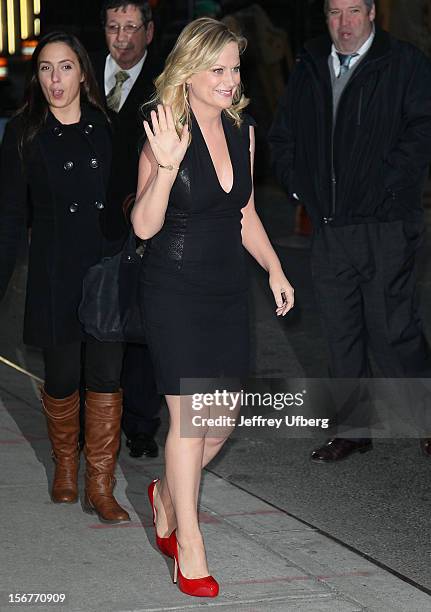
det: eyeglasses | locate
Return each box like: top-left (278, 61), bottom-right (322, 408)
top-left (105, 23), bottom-right (145, 35)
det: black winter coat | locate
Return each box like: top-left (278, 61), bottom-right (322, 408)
top-left (0, 105), bottom-right (119, 347)
top-left (269, 28), bottom-right (431, 228)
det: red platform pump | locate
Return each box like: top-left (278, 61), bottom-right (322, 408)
top-left (172, 530), bottom-right (219, 598)
top-left (147, 478), bottom-right (176, 558)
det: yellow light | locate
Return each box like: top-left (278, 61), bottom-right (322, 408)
top-left (34, 17), bottom-right (40, 36)
top-left (7, 0), bottom-right (15, 55)
top-left (34, 0), bottom-right (40, 16)
top-left (21, 0), bottom-right (29, 40)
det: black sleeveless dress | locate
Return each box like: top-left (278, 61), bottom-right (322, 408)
top-left (142, 112), bottom-right (255, 395)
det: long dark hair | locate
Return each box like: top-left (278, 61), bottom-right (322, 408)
top-left (18, 31), bottom-right (107, 152)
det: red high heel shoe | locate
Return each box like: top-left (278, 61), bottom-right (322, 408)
top-left (172, 530), bottom-right (219, 598)
top-left (147, 479), bottom-right (176, 558)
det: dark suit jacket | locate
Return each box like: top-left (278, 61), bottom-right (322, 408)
top-left (91, 50), bottom-right (163, 241)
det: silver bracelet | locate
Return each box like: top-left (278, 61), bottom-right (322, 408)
top-left (158, 163), bottom-right (179, 171)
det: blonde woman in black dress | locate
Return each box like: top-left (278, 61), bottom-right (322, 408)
top-left (131, 17), bottom-right (294, 597)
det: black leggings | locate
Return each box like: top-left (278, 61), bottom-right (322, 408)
top-left (43, 338), bottom-right (124, 398)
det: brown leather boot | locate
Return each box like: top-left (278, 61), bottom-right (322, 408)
top-left (83, 390), bottom-right (130, 523)
top-left (41, 388), bottom-right (80, 503)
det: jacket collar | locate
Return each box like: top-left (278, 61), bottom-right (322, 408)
top-left (303, 26), bottom-right (392, 65)
top-left (44, 103), bottom-right (107, 132)
top-left (117, 49), bottom-right (161, 115)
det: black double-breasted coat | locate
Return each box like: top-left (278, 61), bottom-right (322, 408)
top-left (0, 105), bottom-right (120, 347)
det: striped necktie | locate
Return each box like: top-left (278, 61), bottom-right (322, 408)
top-left (337, 53), bottom-right (359, 78)
top-left (106, 70), bottom-right (130, 112)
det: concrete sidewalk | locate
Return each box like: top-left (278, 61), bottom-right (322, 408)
top-left (1, 360), bottom-right (431, 612)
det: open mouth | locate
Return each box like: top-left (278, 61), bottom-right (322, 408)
top-left (51, 89), bottom-right (64, 99)
top-left (215, 89), bottom-right (233, 98)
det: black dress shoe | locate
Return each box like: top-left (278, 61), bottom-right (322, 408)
top-left (311, 437), bottom-right (372, 463)
top-left (420, 439), bottom-right (431, 457)
top-left (126, 434), bottom-right (158, 458)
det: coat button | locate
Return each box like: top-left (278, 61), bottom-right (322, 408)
top-left (53, 126), bottom-right (63, 137)
top-left (69, 202), bottom-right (79, 213)
top-left (63, 160), bottom-right (74, 171)
top-left (94, 201), bottom-right (105, 210)
top-left (89, 158), bottom-right (99, 169)
top-left (84, 123), bottom-right (94, 135)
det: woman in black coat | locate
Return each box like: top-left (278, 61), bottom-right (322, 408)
top-left (0, 32), bottom-right (129, 524)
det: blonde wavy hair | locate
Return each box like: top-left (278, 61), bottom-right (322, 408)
top-left (148, 17), bottom-right (248, 136)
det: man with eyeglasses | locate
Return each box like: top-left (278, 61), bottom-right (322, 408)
top-left (91, 1), bottom-right (163, 460)
top-left (102, 1), bottom-right (155, 104)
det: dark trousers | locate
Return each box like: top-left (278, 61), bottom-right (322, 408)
top-left (121, 343), bottom-right (161, 439)
top-left (310, 220), bottom-right (431, 436)
top-left (43, 338), bottom-right (124, 399)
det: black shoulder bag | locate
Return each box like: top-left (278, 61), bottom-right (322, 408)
top-left (78, 228), bottom-right (146, 343)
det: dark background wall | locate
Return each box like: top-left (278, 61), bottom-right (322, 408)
top-left (12, 0), bottom-right (327, 181)
top-left (41, 0), bottom-right (327, 56)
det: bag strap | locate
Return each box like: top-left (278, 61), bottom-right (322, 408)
top-left (120, 193), bottom-right (147, 263)
top-left (122, 227), bottom-right (145, 263)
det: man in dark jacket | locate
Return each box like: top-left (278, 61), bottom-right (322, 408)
top-left (92, 0), bottom-right (163, 458)
top-left (269, 0), bottom-right (431, 461)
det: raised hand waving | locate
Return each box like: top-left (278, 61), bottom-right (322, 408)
top-left (143, 104), bottom-right (189, 171)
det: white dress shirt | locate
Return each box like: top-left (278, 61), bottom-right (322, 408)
top-left (331, 25), bottom-right (375, 77)
top-left (104, 51), bottom-right (147, 111)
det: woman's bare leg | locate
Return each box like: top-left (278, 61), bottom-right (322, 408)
top-left (201, 399), bottom-right (239, 466)
top-left (154, 397), bottom-right (239, 543)
top-left (154, 395), bottom-right (209, 578)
